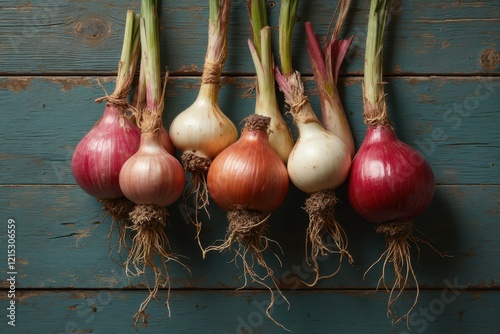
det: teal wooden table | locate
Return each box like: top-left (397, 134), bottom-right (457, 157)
top-left (1, 1), bottom-right (499, 333)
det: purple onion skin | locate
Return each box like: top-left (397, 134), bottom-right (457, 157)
top-left (72, 105), bottom-right (141, 199)
top-left (347, 125), bottom-right (435, 224)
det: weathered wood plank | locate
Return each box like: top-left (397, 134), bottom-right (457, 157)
top-left (4, 289), bottom-right (499, 333)
top-left (0, 0), bottom-right (498, 75)
top-left (0, 76), bottom-right (498, 185)
top-left (0, 185), bottom-right (498, 289)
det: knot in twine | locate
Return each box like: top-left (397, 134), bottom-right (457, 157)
top-left (201, 60), bottom-right (223, 85)
top-left (95, 79), bottom-right (131, 111)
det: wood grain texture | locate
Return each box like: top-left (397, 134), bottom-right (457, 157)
top-left (0, 0), bottom-right (499, 333)
top-left (5, 289), bottom-right (499, 334)
top-left (0, 184), bottom-right (498, 290)
top-left (0, 0), bottom-right (498, 75)
top-left (0, 76), bottom-right (498, 186)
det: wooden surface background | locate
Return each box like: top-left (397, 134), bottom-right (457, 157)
top-left (0, 0), bottom-right (499, 333)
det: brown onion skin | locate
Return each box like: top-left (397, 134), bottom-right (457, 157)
top-left (119, 131), bottom-right (185, 207)
top-left (347, 125), bottom-right (435, 224)
top-left (72, 105), bottom-right (141, 199)
top-left (207, 126), bottom-right (289, 213)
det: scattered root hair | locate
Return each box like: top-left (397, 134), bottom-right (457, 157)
top-left (126, 204), bottom-right (189, 327)
top-left (76, 197), bottom-right (134, 260)
top-left (365, 220), bottom-right (448, 327)
top-left (100, 198), bottom-right (135, 257)
top-left (303, 190), bottom-right (353, 287)
top-left (204, 207), bottom-right (290, 332)
top-left (181, 151), bottom-right (212, 252)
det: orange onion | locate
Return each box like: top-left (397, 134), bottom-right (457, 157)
top-left (206, 114), bottom-right (289, 327)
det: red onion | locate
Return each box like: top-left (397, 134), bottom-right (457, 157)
top-left (346, 0), bottom-right (440, 325)
top-left (348, 125), bottom-right (435, 223)
top-left (72, 105), bottom-right (140, 199)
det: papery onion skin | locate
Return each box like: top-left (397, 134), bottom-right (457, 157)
top-left (72, 105), bottom-right (141, 199)
top-left (287, 120), bottom-right (351, 194)
top-left (160, 126), bottom-right (176, 155)
top-left (207, 118), bottom-right (289, 213)
top-left (119, 131), bottom-right (185, 207)
top-left (347, 125), bottom-right (435, 224)
top-left (169, 79), bottom-right (237, 160)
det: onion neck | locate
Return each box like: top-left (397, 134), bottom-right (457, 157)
top-left (364, 124), bottom-right (397, 144)
top-left (203, 0), bottom-right (230, 84)
top-left (278, 0), bottom-right (299, 76)
top-left (363, 0), bottom-right (390, 125)
top-left (114, 11), bottom-right (140, 97)
top-left (295, 118), bottom-right (325, 139)
top-left (197, 82), bottom-right (220, 105)
top-left (139, 131), bottom-right (164, 154)
top-left (140, 0), bottom-right (162, 112)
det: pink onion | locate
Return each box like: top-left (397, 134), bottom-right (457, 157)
top-left (119, 130), bottom-right (185, 207)
top-left (72, 105), bottom-right (140, 199)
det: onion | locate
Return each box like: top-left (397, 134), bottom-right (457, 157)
top-left (348, 125), bottom-right (435, 224)
top-left (118, 1), bottom-right (187, 325)
top-left (205, 114), bottom-right (289, 328)
top-left (275, 0), bottom-right (353, 286)
top-left (168, 0), bottom-right (237, 249)
top-left (347, 0), bottom-right (439, 324)
top-left (72, 105), bottom-right (140, 200)
top-left (71, 10), bottom-right (141, 250)
top-left (119, 129), bottom-right (185, 207)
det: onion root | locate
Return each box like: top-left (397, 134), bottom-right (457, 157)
top-left (126, 204), bottom-right (188, 327)
top-left (365, 220), bottom-right (418, 325)
top-left (303, 190), bottom-right (353, 286)
top-left (204, 207), bottom-right (290, 331)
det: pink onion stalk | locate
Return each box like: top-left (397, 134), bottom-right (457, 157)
top-left (347, 0), bottom-right (438, 325)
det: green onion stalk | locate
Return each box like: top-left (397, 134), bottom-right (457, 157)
top-left (275, 0), bottom-right (354, 287)
top-left (248, 0), bottom-right (294, 163)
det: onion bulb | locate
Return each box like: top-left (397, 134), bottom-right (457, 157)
top-left (168, 0), bottom-right (237, 251)
top-left (205, 114), bottom-right (289, 327)
top-left (118, 1), bottom-right (187, 325)
top-left (347, 0), bottom-right (440, 324)
top-left (276, 0), bottom-right (353, 287)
